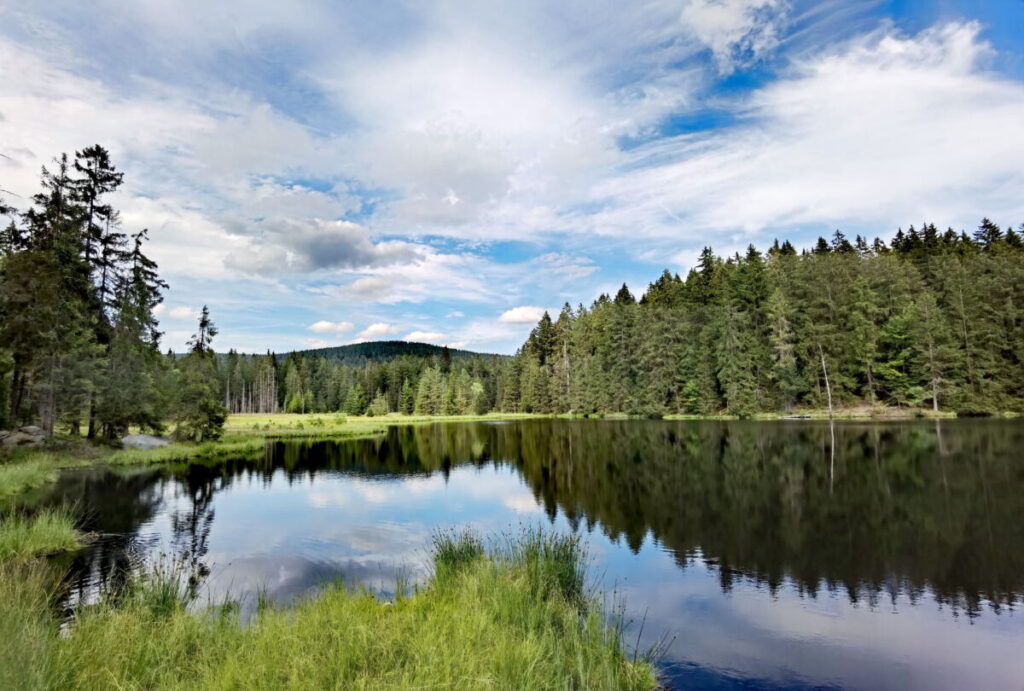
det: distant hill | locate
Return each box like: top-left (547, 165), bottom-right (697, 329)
top-left (285, 340), bottom-right (507, 366)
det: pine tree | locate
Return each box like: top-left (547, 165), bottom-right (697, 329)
top-left (174, 308), bottom-right (227, 441)
top-left (399, 379), bottom-right (416, 414)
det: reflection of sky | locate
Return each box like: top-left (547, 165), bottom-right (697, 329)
top-left (126, 463), bottom-right (1022, 690)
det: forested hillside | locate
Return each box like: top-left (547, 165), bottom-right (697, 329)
top-left (509, 225), bottom-right (1024, 416)
top-left (294, 341), bottom-right (500, 366)
top-left (219, 347), bottom-right (506, 416)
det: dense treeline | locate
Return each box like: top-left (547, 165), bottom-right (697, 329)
top-left (508, 224), bottom-right (1024, 416)
top-left (0, 147), bottom-right (226, 440)
top-left (219, 348), bottom-right (508, 417)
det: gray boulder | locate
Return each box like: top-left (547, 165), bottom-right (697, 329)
top-left (1, 426), bottom-right (46, 448)
top-left (121, 434), bottom-right (170, 450)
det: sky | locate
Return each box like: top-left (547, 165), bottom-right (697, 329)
top-left (1, 0), bottom-right (1023, 354)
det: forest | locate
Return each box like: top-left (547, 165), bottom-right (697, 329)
top-left (3, 146), bottom-right (1023, 436)
top-left (509, 225), bottom-right (1024, 416)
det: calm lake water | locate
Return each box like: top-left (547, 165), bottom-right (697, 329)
top-left (37, 419), bottom-right (1024, 689)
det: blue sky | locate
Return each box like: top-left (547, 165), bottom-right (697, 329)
top-left (1, 0), bottom-right (1022, 354)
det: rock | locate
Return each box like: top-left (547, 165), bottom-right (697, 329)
top-left (2, 427), bottom-right (46, 448)
top-left (121, 434), bottom-right (170, 450)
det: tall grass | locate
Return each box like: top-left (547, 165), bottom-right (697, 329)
top-left (0, 508), bottom-right (80, 560)
top-left (39, 529), bottom-right (656, 690)
top-left (0, 454), bottom-right (58, 495)
top-left (106, 437), bottom-right (266, 466)
top-left (0, 560), bottom-right (58, 690)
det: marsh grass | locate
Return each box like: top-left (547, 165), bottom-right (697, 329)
top-left (0, 455), bottom-right (58, 495)
top-left (0, 508), bottom-right (80, 560)
top-left (38, 529), bottom-right (656, 690)
top-left (0, 560), bottom-right (59, 690)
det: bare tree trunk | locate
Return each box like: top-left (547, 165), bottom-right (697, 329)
top-left (818, 344), bottom-right (833, 418)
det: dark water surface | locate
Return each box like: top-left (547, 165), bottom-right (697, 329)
top-left (38, 419), bottom-right (1024, 689)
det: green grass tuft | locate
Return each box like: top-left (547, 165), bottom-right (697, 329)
top-left (432, 528), bottom-right (485, 581)
top-left (36, 529), bottom-right (656, 689)
top-left (0, 455), bottom-right (58, 496)
top-left (0, 508), bottom-right (80, 560)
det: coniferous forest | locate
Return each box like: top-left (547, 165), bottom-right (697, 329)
top-left (509, 226), bottom-right (1024, 416)
top-left (3, 147), bottom-right (1023, 435)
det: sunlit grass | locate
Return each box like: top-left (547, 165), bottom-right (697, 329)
top-left (224, 411), bottom-right (542, 435)
top-left (0, 508), bottom-right (80, 560)
top-left (41, 529), bottom-right (656, 690)
top-left (0, 455), bottom-right (59, 495)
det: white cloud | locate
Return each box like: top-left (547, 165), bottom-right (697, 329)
top-left (403, 331), bottom-right (446, 344)
top-left (587, 21), bottom-right (1024, 243)
top-left (3, 4), bottom-right (1022, 354)
top-left (681, 0), bottom-right (788, 74)
top-left (445, 311), bottom-right (465, 319)
top-left (499, 306), bottom-right (548, 324)
top-left (223, 218), bottom-right (419, 276)
top-left (168, 306), bottom-right (198, 320)
top-left (356, 322), bottom-right (400, 340)
top-left (308, 320), bottom-right (354, 334)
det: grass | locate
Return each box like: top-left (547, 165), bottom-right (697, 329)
top-left (0, 454), bottom-right (59, 495)
top-left (6, 529), bottom-right (656, 690)
top-left (0, 508), bottom-right (81, 560)
top-left (0, 560), bottom-right (59, 690)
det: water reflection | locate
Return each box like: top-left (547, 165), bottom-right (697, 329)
top-left (37, 419), bottom-right (1024, 689)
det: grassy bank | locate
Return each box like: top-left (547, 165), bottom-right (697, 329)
top-left (0, 508), bottom-right (80, 560)
top-left (5, 530), bottom-right (657, 690)
top-left (0, 455), bottom-right (59, 496)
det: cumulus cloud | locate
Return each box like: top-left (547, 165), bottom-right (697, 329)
top-left (223, 218), bottom-right (419, 275)
top-left (403, 331), bottom-right (446, 344)
top-left (168, 306), bottom-right (198, 320)
top-left (308, 320), bottom-right (354, 334)
top-left (356, 323), bottom-right (400, 340)
top-left (499, 306), bottom-right (548, 324)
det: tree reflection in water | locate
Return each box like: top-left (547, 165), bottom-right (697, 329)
top-left (40, 419), bottom-right (1024, 618)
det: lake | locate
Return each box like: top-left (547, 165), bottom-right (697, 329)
top-left (38, 419), bottom-right (1024, 689)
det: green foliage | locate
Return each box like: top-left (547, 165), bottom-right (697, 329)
top-left (0, 146), bottom-right (169, 437)
top-left (173, 308), bottom-right (228, 442)
top-left (501, 223), bottom-right (1024, 416)
top-left (366, 390), bottom-right (390, 417)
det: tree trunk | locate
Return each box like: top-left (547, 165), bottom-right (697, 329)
top-left (87, 392), bottom-right (97, 439)
top-left (818, 344), bottom-right (833, 418)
